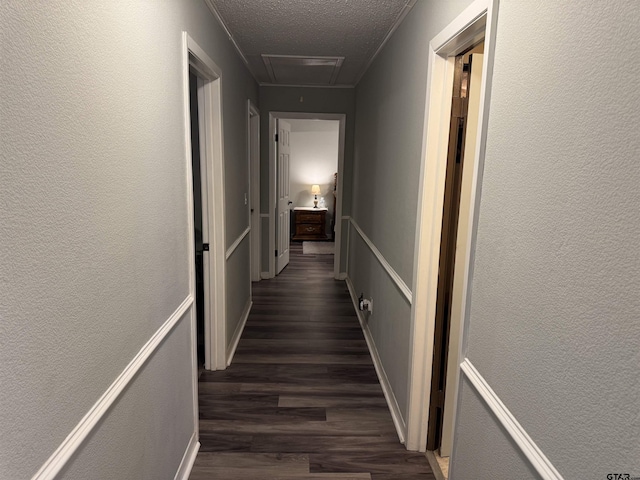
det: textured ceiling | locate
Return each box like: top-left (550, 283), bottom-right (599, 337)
top-left (206, 0), bottom-right (415, 86)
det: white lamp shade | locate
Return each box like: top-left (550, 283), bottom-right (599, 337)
top-left (311, 184), bottom-right (321, 195)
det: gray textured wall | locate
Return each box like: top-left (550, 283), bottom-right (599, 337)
top-left (349, 0), bottom-right (475, 426)
top-left (453, 1), bottom-right (640, 478)
top-left (226, 237), bottom-right (251, 347)
top-left (353, 0), bottom-right (476, 285)
top-left (0, 0), bottom-right (257, 477)
top-left (348, 229), bottom-right (412, 417)
top-left (453, 0), bottom-right (640, 479)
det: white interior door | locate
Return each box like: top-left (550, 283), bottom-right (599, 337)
top-left (276, 119), bottom-right (291, 274)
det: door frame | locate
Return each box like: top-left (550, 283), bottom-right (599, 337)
top-left (267, 112), bottom-right (346, 280)
top-left (440, 49), bottom-right (485, 457)
top-left (182, 33), bottom-right (227, 372)
top-left (405, 0), bottom-right (499, 452)
top-left (248, 100), bottom-right (261, 282)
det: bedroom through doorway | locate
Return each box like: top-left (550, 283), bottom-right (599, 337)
top-left (288, 119), bottom-right (339, 262)
top-left (268, 113), bottom-right (346, 279)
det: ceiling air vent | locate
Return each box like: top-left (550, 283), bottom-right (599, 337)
top-left (261, 54), bottom-right (344, 86)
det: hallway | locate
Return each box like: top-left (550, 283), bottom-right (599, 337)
top-left (189, 243), bottom-right (434, 479)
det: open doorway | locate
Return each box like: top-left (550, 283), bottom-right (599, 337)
top-left (289, 119), bottom-right (339, 242)
top-left (183, 33), bottom-right (227, 374)
top-left (405, 0), bottom-right (499, 476)
top-left (189, 70), bottom-right (206, 368)
top-left (427, 43), bottom-right (485, 469)
top-left (267, 112), bottom-right (346, 280)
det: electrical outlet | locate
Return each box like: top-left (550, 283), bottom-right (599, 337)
top-left (358, 294), bottom-right (373, 314)
top-left (244, 193), bottom-right (248, 205)
top-left (362, 298), bottom-right (372, 313)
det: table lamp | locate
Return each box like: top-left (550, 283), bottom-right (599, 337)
top-left (311, 184), bottom-right (321, 208)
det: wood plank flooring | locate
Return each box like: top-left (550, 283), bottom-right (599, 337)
top-left (190, 243), bottom-right (434, 480)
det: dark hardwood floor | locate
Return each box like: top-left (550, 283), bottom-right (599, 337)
top-left (189, 242), bottom-right (434, 480)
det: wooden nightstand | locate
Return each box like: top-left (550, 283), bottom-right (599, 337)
top-left (292, 207), bottom-right (328, 241)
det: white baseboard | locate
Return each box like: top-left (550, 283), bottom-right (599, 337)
top-left (337, 272), bottom-right (347, 280)
top-left (345, 277), bottom-right (407, 444)
top-left (226, 299), bottom-right (252, 366)
top-left (32, 295), bottom-right (194, 480)
top-left (174, 433), bottom-right (200, 480)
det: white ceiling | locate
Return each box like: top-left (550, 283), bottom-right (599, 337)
top-left (205, 0), bottom-right (416, 87)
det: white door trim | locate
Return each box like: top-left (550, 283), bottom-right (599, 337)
top-left (183, 33), bottom-right (227, 372)
top-left (248, 100), bottom-right (261, 282)
top-left (267, 112), bottom-right (346, 280)
top-left (405, 0), bottom-right (499, 452)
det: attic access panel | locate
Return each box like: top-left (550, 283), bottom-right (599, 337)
top-left (262, 54), bottom-right (344, 86)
